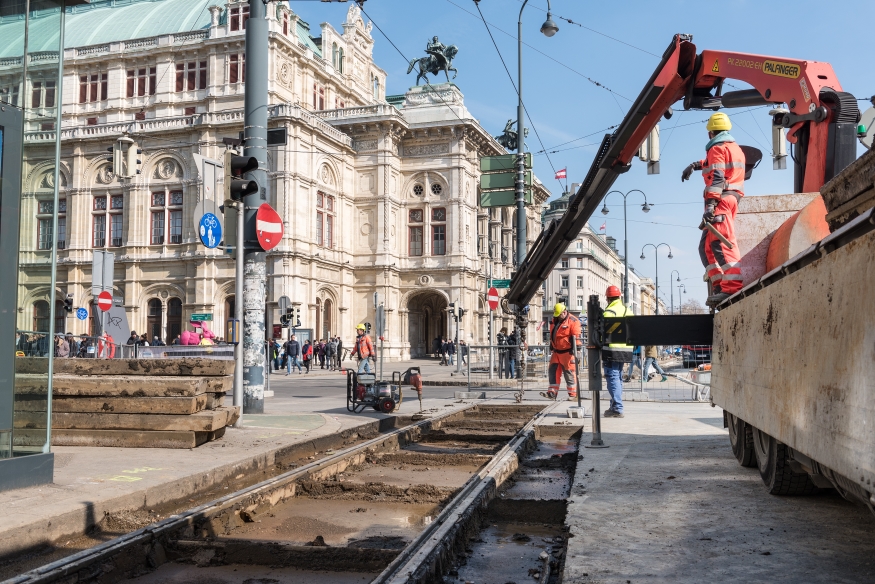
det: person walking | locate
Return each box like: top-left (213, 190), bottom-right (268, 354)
top-left (681, 112), bottom-right (745, 307)
top-left (506, 330), bottom-right (519, 379)
top-left (432, 336), bottom-right (442, 359)
top-left (335, 337), bottom-right (343, 369)
top-left (325, 337), bottom-right (337, 371)
top-left (66, 334), bottom-right (79, 358)
top-left (446, 338), bottom-right (456, 366)
top-left (643, 345), bottom-right (668, 382)
top-left (624, 346), bottom-right (643, 382)
top-left (459, 340), bottom-right (468, 366)
top-left (543, 303), bottom-right (582, 400)
top-left (302, 339), bottom-right (312, 373)
top-left (497, 327), bottom-right (508, 379)
top-left (352, 324), bottom-right (374, 374)
top-left (285, 335), bottom-right (302, 375)
top-left (439, 338), bottom-right (448, 366)
top-left (602, 286), bottom-right (633, 418)
top-left (56, 335), bottom-right (70, 358)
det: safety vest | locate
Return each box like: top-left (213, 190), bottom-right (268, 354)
top-left (602, 299), bottom-right (633, 362)
top-left (550, 314), bottom-right (582, 353)
top-left (698, 133), bottom-right (745, 200)
top-left (354, 333), bottom-right (374, 359)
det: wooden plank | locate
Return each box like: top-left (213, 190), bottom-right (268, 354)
top-left (14, 427), bottom-right (228, 449)
top-left (16, 357), bottom-right (234, 377)
top-left (14, 407), bottom-right (236, 432)
top-left (14, 394), bottom-right (207, 415)
top-left (15, 374), bottom-right (230, 397)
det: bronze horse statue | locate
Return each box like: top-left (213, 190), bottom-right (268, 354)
top-left (407, 45), bottom-right (459, 85)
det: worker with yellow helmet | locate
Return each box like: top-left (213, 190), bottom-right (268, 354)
top-left (681, 112), bottom-right (745, 306)
top-left (352, 323), bottom-right (375, 374)
top-left (541, 301), bottom-right (582, 401)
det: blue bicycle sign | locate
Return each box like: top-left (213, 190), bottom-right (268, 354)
top-left (199, 213), bottom-right (222, 249)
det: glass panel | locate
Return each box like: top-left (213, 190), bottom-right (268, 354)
top-left (6, 1), bottom-right (67, 462)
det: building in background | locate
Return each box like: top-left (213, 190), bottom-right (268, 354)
top-left (7, 0), bottom-right (549, 359)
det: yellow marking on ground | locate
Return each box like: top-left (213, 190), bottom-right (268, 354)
top-left (108, 475), bottom-right (143, 482)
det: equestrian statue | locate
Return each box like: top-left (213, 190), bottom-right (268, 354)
top-left (407, 36), bottom-right (459, 85)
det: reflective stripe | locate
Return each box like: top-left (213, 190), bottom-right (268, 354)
top-left (710, 274), bottom-right (723, 281)
top-left (705, 263), bottom-right (719, 270)
top-left (705, 186), bottom-right (722, 195)
top-left (722, 274), bottom-right (744, 280)
top-left (720, 262), bottom-right (739, 270)
top-left (710, 162), bottom-right (745, 170)
top-left (725, 182), bottom-right (745, 191)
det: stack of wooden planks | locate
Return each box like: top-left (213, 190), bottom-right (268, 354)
top-left (14, 358), bottom-right (239, 449)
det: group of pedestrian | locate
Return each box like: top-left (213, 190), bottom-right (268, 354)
top-left (496, 327), bottom-right (521, 379)
top-left (273, 334), bottom-right (345, 375)
top-left (432, 337), bottom-right (468, 367)
top-left (17, 331), bottom-right (120, 359)
top-left (623, 345), bottom-right (668, 383)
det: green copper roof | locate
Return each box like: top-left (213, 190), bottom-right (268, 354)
top-left (296, 18), bottom-right (321, 57)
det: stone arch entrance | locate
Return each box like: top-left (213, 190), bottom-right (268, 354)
top-left (407, 291), bottom-right (448, 358)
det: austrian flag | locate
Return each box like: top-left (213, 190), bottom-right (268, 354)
top-left (555, 168), bottom-right (567, 180)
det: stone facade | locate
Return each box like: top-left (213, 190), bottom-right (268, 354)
top-left (11, 1), bottom-right (548, 358)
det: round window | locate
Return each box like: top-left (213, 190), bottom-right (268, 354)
top-left (413, 184), bottom-right (424, 196)
top-left (431, 183), bottom-right (443, 196)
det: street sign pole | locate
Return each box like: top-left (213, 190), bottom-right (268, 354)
top-left (241, 0), bottom-right (269, 415)
top-left (233, 198), bottom-right (244, 424)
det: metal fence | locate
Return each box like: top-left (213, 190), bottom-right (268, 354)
top-left (135, 344), bottom-right (235, 360)
top-left (16, 331), bottom-right (124, 359)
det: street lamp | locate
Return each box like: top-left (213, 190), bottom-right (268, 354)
top-left (640, 243), bottom-right (672, 315)
top-left (676, 283), bottom-right (687, 314)
top-left (516, 0), bottom-right (559, 267)
top-left (670, 270), bottom-right (681, 314)
top-left (601, 189), bottom-right (650, 304)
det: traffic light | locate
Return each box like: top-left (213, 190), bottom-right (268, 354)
top-left (63, 293), bottom-right (74, 313)
top-left (127, 140), bottom-right (142, 177)
top-left (293, 306), bottom-right (301, 328)
top-left (224, 150), bottom-right (259, 202)
top-left (107, 137), bottom-right (141, 178)
top-left (448, 303), bottom-right (456, 321)
top-left (458, 307), bottom-right (465, 320)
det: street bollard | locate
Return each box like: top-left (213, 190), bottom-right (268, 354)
top-left (585, 295), bottom-right (608, 448)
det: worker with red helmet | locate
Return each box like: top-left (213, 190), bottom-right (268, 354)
top-left (602, 285), bottom-right (632, 417)
top-left (682, 112), bottom-right (745, 306)
top-left (542, 302), bottom-right (582, 401)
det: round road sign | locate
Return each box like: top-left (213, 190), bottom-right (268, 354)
top-left (256, 203), bottom-right (284, 251)
top-left (76, 307), bottom-right (89, 321)
top-left (198, 212), bottom-right (222, 249)
top-left (97, 290), bottom-right (113, 312)
top-left (487, 287), bottom-right (499, 311)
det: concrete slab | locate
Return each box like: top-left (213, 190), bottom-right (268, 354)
top-left (563, 402), bottom-right (875, 583)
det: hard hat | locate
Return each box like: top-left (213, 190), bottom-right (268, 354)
top-left (706, 112), bottom-right (732, 132)
top-left (553, 302), bottom-right (567, 317)
top-left (606, 285), bottom-right (621, 298)
top-left (356, 324), bottom-right (366, 330)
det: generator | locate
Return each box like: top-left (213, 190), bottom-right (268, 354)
top-left (346, 370), bottom-right (402, 413)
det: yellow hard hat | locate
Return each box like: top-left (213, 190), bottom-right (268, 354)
top-left (706, 112), bottom-right (731, 132)
top-left (356, 323), bottom-right (366, 330)
top-left (553, 302), bottom-right (567, 317)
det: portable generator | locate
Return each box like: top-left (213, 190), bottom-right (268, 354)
top-left (346, 370), bottom-right (402, 413)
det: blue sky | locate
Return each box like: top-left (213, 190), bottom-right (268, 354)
top-left (295, 0), bottom-right (874, 306)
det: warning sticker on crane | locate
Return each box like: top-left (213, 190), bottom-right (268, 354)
top-left (711, 59), bottom-right (720, 73)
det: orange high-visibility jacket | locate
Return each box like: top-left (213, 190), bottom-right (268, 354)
top-left (698, 137), bottom-right (746, 201)
top-left (353, 333), bottom-right (374, 359)
top-left (550, 314), bottom-right (582, 353)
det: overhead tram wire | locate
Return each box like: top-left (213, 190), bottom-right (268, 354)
top-left (472, 0), bottom-right (565, 193)
top-left (445, 0), bottom-right (633, 103)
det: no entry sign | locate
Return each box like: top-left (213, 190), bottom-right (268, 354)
top-left (256, 203), bottom-right (283, 251)
top-left (487, 287), bottom-right (499, 311)
top-left (97, 290), bottom-right (113, 312)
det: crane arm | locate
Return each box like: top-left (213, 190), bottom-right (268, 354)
top-left (505, 34), bottom-right (859, 311)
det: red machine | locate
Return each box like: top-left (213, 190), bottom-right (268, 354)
top-left (507, 34), bottom-right (859, 311)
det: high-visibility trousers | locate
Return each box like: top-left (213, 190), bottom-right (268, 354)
top-left (699, 195), bottom-right (743, 294)
top-left (548, 352), bottom-right (577, 397)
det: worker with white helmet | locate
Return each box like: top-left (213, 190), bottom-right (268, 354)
top-left (682, 112), bottom-right (746, 306)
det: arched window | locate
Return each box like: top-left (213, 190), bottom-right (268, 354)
top-left (55, 300), bottom-right (65, 335)
top-left (166, 298), bottom-right (182, 344)
top-left (315, 298), bottom-right (322, 341)
top-left (338, 48), bottom-right (344, 74)
top-left (147, 298), bottom-right (162, 344)
top-left (322, 298), bottom-right (333, 339)
top-left (373, 76), bottom-right (380, 100)
top-left (332, 43), bottom-right (338, 69)
top-left (33, 300), bottom-right (50, 333)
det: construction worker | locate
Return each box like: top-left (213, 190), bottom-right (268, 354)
top-left (542, 302), bottom-right (582, 401)
top-left (602, 286), bottom-right (632, 418)
top-left (682, 112), bottom-right (745, 306)
top-left (352, 324), bottom-right (374, 374)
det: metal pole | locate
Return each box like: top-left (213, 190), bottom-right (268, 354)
top-left (623, 196), bottom-right (629, 305)
top-left (242, 0), bottom-right (268, 414)
top-left (585, 295), bottom-right (608, 448)
top-left (232, 201), bottom-right (244, 424)
top-left (516, 0), bottom-right (529, 268)
top-left (655, 254), bottom-right (659, 315)
top-left (488, 260), bottom-right (494, 380)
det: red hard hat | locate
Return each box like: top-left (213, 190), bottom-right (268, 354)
top-left (606, 285), bottom-right (621, 298)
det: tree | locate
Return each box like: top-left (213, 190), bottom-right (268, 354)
top-left (680, 298), bottom-right (707, 314)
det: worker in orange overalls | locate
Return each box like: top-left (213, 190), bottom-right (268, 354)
top-left (542, 302), bottom-right (582, 401)
top-left (352, 323), bottom-right (374, 374)
top-left (682, 112), bottom-right (745, 306)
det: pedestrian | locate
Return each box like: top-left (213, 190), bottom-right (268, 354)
top-left (643, 345), bottom-right (668, 382)
top-left (171, 335), bottom-right (180, 345)
top-left (351, 324), bottom-right (374, 374)
top-left (681, 112), bottom-right (745, 307)
top-left (506, 330), bottom-right (519, 379)
top-left (624, 346), bottom-right (643, 382)
top-left (56, 334), bottom-right (70, 358)
top-left (271, 339), bottom-right (281, 371)
top-left (152, 335), bottom-right (165, 347)
top-left (285, 335), bottom-right (302, 374)
top-left (439, 338), bottom-right (448, 366)
top-left (497, 327), bottom-right (508, 378)
top-left (302, 339), bottom-right (312, 373)
top-left (126, 331), bottom-right (140, 346)
top-left (601, 285), bottom-right (633, 418)
top-left (335, 337), bottom-right (343, 369)
top-left (432, 336), bottom-right (442, 359)
top-left (446, 338), bottom-right (456, 366)
top-left (326, 337), bottom-right (337, 371)
top-left (459, 339), bottom-right (468, 366)
top-left (542, 303), bottom-right (582, 400)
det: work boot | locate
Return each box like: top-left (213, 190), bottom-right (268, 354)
top-left (567, 394), bottom-right (577, 401)
top-left (540, 391), bottom-right (558, 400)
top-left (603, 409), bottom-right (624, 418)
top-left (706, 292), bottom-right (731, 307)
top-left (660, 375), bottom-right (668, 382)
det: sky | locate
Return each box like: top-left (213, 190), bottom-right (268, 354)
top-left (292, 0), bottom-right (874, 306)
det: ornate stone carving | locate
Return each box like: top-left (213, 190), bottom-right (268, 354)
top-left (319, 164), bottom-right (335, 186)
top-left (279, 62), bottom-right (291, 86)
top-left (404, 143), bottom-right (450, 157)
top-left (405, 88), bottom-right (460, 107)
top-left (155, 158), bottom-right (180, 180)
top-left (95, 164), bottom-right (115, 185)
top-left (352, 139), bottom-right (377, 152)
top-left (419, 275), bottom-right (431, 285)
top-left (345, 3), bottom-right (361, 25)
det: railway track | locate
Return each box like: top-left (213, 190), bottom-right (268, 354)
top-left (4, 401), bottom-right (579, 584)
